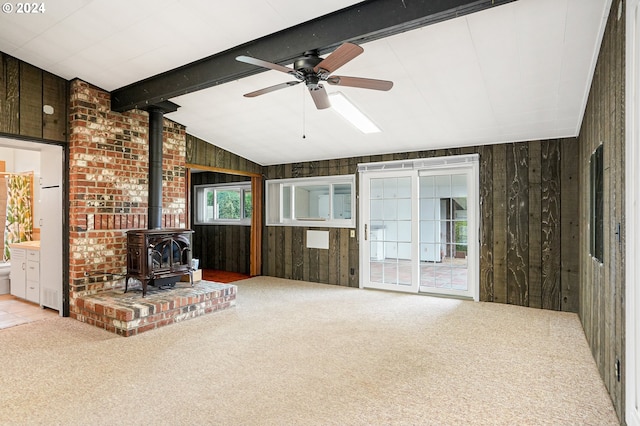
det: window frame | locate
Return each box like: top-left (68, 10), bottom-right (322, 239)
top-left (265, 174), bottom-right (356, 228)
top-left (589, 144), bottom-right (604, 263)
top-left (193, 182), bottom-right (252, 226)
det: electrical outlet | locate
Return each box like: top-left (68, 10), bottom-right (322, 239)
top-left (350, 230), bottom-right (355, 238)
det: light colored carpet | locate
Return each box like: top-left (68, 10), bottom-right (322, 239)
top-left (0, 277), bottom-right (619, 425)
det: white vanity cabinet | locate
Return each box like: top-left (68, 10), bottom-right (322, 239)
top-left (9, 242), bottom-right (41, 304)
top-left (25, 249), bottom-right (40, 303)
top-left (10, 248), bottom-right (26, 299)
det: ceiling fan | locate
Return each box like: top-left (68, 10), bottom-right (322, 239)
top-left (235, 43), bottom-right (393, 110)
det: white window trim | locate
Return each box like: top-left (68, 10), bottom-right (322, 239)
top-left (265, 174), bottom-right (356, 228)
top-left (194, 182), bottom-right (252, 226)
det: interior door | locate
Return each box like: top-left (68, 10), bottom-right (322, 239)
top-left (39, 144), bottom-right (63, 314)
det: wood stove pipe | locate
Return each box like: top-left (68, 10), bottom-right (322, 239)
top-left (148, 107), bottom-right (164, 229)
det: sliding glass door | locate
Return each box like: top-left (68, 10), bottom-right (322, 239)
top-left (418, 171), bottom-right (472, 297)
top-left (363, 171), bottom-right (418, 293)
top-left (359, 156), bottom-right (479, 300)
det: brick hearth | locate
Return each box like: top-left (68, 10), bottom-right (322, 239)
top-left (73, 280), bottom-right (236, 336)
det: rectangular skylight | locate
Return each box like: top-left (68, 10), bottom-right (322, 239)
top-left (328, 91), bottom-right (381, 134)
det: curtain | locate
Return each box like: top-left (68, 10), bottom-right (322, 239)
top-left (4, 175), bottom-right (33, 261)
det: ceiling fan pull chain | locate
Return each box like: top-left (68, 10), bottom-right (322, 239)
top-left (302, 85), bottom-right (306, 139)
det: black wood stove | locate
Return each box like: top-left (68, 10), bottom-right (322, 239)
top-left (124, 106), bottom-right (195, 297)
top-left (125, 228), bottom-right (194, 297)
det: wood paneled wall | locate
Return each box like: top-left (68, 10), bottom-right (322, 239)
top-left (578, 3), bottom-right (625, 421)
top-left (262, 140), bottom-right (580, 312)
top-left (186, 135), bottom-right (261, 274)
top-left (263, 159), bottom-right (358, 287)
top-left (0, 52), bottom-right (68, 142)
top-left (190, 171), bottom-right (252, 274)
top-left (186, 134), bottom-right (262, 176)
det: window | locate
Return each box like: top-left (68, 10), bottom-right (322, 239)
top-left (194, 183), bottom-right (252, 225)
top-left (266, 175), bottom-right (355, 228)
top-left (590, 144), bottom-right (603, 263)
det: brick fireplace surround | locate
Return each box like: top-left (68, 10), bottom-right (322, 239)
top-left (75, 281), bottom-right (236, 336)
top-left (68, 79), bottom-right (236, 335)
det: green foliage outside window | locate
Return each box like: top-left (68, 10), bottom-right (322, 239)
top-left (244, 192), bottom-right (253, 219)
top-left (217, 190), bottom-right (241, 219)
top-left (196, 184), bottom-right (251, 225)
top-left (455, 220), bottom-right (467, 252)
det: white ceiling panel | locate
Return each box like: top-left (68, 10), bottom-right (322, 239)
top-left (0, 0), bottom-right (612, 165)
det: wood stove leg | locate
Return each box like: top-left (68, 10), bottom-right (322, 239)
top-left (125, 276), bottom-right (130, 293)
top-left (189, 270), bottom-right (194, 288)
top-left (142, 279), bottom-right (148, 297)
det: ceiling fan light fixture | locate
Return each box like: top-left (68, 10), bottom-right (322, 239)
top-left (328, 92), bottom-right (381, 134)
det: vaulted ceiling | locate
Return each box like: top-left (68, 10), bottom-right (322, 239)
top-left (0, 0), bottom-right (612, 165)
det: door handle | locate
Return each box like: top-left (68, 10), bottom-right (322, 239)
top-left (365, 224), bottom-right (368, 240)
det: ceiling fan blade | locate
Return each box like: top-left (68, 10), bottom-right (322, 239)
top-left (326, 75), bottom-right (393, 91)
top-left (313, 43), bottom-right (364, 74)
top-left (244, 81), bottom-right (301, 97)
top-left (309, 85), bottom-right (331, 109)
top-left (236, 55), bottom-right (296, 75)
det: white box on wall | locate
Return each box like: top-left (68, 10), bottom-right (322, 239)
top-left (306, 230), bottom-right (329, 249)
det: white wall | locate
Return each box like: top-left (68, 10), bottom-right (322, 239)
top-left (0, 146), bottom-right (41, 173)
top-left (14, 150), bottom-right (41, 174)
top-left (626, 0), bottom-right (640, 424)
top-left (0, 147), bottom-right (16, 171)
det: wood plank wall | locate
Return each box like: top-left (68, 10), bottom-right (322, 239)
top-left (185, 134), bottom-right (262, 175)
top-left (577, 3), bottom-right (625, 421)
top-left (0, 52), bottom-right (68, 142)
top-left (186, 135), bottom-right (262, 274)
top-left (189, 171), bottom-right (252, 274)
top-left (261, 140), bottom-right (580, 311)
top-left (263, 159), bottom-right (358, 287)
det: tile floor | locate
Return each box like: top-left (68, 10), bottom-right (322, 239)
top-left (0, 294), bottom-right (58, 330)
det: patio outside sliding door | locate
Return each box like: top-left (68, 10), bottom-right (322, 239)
top-left (418, 170), bottom-right (477, 299)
